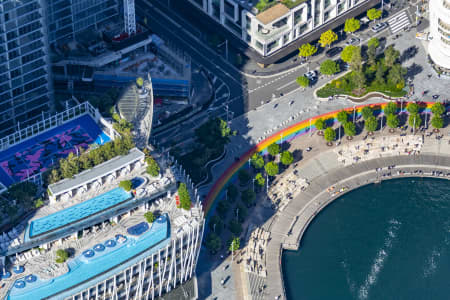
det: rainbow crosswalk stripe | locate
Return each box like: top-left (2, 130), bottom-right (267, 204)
top-left (203, 101), bottom-right (443, 216)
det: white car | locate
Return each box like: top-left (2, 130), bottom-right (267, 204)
top-left (304, 70), bottom-right (317, 79)
top-left (371, 22), bottom-right (387, 33)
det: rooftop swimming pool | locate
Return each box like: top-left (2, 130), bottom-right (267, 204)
top-left (29, 188), bottom-right (131, 237)
top-left (8, 215), bottom-right (170, 300)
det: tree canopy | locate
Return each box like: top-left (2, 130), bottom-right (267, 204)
top-left (384, 46), bottom-right (400, 68)
top-left (241, 188), bottom-right (256, 206)
top-left (344, 18), bottom-right (361, 34)
top-left (205, 233), bottom-right (222, 253)
top-left (144, 211), bottom-right (155, 223)
top-left (178, 183), bottom-right (191, 210)
top-left (324, 127), bottom-right (336, 142)
top-left (229, 237), bottom-right (240, 252)
top-left (209, 215), bottom-right (223, 234)
top-left (298, 43), bottom-right (317, 59)
top-left (119, 180), bottom-right (132, 191)
top-left (337, 110), bottom-right (349, 124)
top-left (349, 47), bottom-right (363, 72)
top-left (408, 113), bottom-right (422, 129)
top-left (55, 249), bottom-right (69, 263)
top-left (227, 184), bottom-right (239, 201)
top-left (7, 181), bottom-right (38, 209)
top-left (386, 113), bottom-right (400, 129)
top-left (296, 76), bottom-right (310, 88)
top-left (267, 143), bottom-right (280, 157)
top-left (250, 153), bottom-right (264, 169)
top-left (146, 157), bottom-right (160, 177)
top-left (407, 102), bottom-right (420, 114)
top-left (315, 118), bottom-right (326, 131)
top-left (280, 151), bottom-right (294, 166)
top-left (367, 8), bottom-right (382, 21)
top-left (319, 30), bottom-right (338, 48)
top-left (365, 116), bottom-right (378, 132)
top-left (320, 59), bottom-right (340, 75)
top-left (341, 45), bottom-right (358, 63)
top-left (195, 118), bottom-right (232, 148)
top-left (265, 161), bottom-right (279, 177)
top-left (229, 220), bottom-right (242, 236)
top-left (255, 173), bottom-right (265, 186)
top-left (431, 102), bottom-right (446, 115)
top-left (384, 102), bottom-right (398, 115)
top-left (344, 121), bottom-right (356, 137)
top-left (238, 169), bottom-right (251, 185)
top-left (361, 106), bottom-right (373, 120)
top-left (431, 115), bottom-right (444, 129)
top-left (368, 37), bottom-right (380, 48)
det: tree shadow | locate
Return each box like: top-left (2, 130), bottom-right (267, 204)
top-left (406, 63), bottom-right (423, 81)
top-left (400, 46), bottom-right (418, 63)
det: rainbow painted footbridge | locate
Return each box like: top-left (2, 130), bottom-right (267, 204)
top-left (203, 101), bottom-right (445, 216)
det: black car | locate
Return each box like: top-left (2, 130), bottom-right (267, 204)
top-left (325, 47), bottom-right (343, 58)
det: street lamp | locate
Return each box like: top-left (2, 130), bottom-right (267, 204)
top-left (353, 105), bottom-right (356, 123)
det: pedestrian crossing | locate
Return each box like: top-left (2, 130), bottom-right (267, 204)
top-left (387, 11), bottom-right (411, 34)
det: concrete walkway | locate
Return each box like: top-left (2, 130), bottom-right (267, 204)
top-left (263, 135), bottom-right (450, 299)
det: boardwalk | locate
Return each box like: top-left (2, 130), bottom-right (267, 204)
top-left (264, 135), bottom-right (450, 299)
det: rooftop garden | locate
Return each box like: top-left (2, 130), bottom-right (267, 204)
top-left (281, 0), bottom-right (307, 9)
top-left (256, 0), bottom-right (306, 12)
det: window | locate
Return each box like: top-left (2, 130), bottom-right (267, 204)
top-left (294, 9), bottom-right (303, 24)
top-left (224, 1), bottom-right (235, 18)
top-left (283, 33), bottom-right (290, 44)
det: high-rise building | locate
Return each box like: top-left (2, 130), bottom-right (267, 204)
top-left (428, 0), bottom-right (450, 70)
top-left (0, 0), bottom-right (53, 137)
top-left (187, 0), bottom-right (380, 64)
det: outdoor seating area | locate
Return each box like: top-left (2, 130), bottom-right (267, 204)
top-left (0, 225), bottom-right (25, 253)
top-left (243, 228), bottom-right (270, 277)
top-left (335, 135), bottom-right (423, 166)
top-left (268, 172), bottom-right (309, 211)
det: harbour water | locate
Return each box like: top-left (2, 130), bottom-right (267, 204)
top-left (282, 178), bottom-right (450, 300)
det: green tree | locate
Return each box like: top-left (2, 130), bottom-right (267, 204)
top-left (8, 181), bottom-right (38, 209)
top-left (34, 198), bottom-right (44, 208)
top-left (324, 127), bottom-right (336, 143)
top-left (209, 215), bottom-right (223, 234)
top-left (315, 118), bottom-right (326, 134)
top-left (241, 188), bottom-right (256, 207)
top-left (255, 173), bottom-right (265, 186)
top-left (264, 161), bottom-right (279, 177)
top-left (48, 169), bottom-right (61, 184)
top-left (320, 59), bottom-right (340, 76)
top-left (431, 115), bottom-right (444, 129)
top-left (341, 45), bottom-right (358, 63)
top-left (387, 64), bottom-right (406, 87)
top-left (178, 183), bottom-right (191, 210)
top-left (367, 8), bottom-right (382, 22)
top-left (229, 219), bottom-right (242, 236)
top-left (55, 249), bottom-right (69, 264)
top-left (227, 184), bottom-right (239, 201)
top-left (144, 211), bottom-right (155, 223)
top-left (408, 113), bottom-right (422, 129)
top-left (352, 71), bottom-right (366, 89)
top-left (298, 43), bottom-right (317, 60)
top-left (407, 102), bottom-right (420, 114)
top-left (361, 106), bottom-right (373, 120)
top-left (267, 143), bottom-right (280, 157)
top-left (431, 102), bottom-right (446, 116)
top-left (368, 37), bottom-right (380, 48)
top-left (217, 200), bottom-right (230, 217)
top-left (296, 76), bottom-right (310, 88)
top-left (337, 110), bottom-right (349, 124)
top-left (387, 113), bottom-right (400, 129)
top-left (280, 151), bottom-right (294, 166)
top-left (238, 169), bottom-right (251, 185)
top-left (344, 122), bottom-right (356, 137)
top-left (384, 45), bottom-right (400, 68)
top-left (205, 233), bottom-right (222, 253)
top-left (146, 157), bottom-right (160, 177)
top-left (374, 62), bottom-right (385, 85)
top-left (349, 47), bottom-right (363, 72)
top-left (236, 203), bottom-right (248, 222)
top-left (367, 44), bottom-right (377, 67)
top-left (319, 29), bottom-right (338, 48)
top-left (250, 153), bottom-right (264, 169)
top-left (229, 237), bottom-right (240, 252)
top-left (256, 0), bottom-right (268, 11)
top-left (119, 180), bottom-right (132, 191)
top-left (136, 77), bottom-right (144, 87)
top-left (384, 102), bottom-right (398, 115)
top-left (344, 18), bottom-right (361, 34)
top-left (365, 116), bottom-right (378, 132)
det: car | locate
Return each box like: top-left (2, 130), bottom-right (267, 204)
top-left (304, 70), bottom-right (317, 79)
top-left (346, 37), bottom-right (360, 45)
top-left (325, 47), bottom-right (343, 58)
top-left (306, 147), bottom-right (312, 152)
top-left (371, 22), bottom-right (387, 33)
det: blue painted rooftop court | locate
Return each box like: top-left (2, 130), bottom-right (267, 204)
top-left (0, 114), bottom-right (110, 187)
top-left (8, 215), bottom-right (170, 300)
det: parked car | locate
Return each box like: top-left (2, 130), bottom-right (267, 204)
top-left (371, 22), bottom-right (387, 33)
top-left (325, 47), bottom-right (343, 58)
top-left (346, 37), bottom-right (360, 45)
top-left (304, 70), bottom-right (317, 79)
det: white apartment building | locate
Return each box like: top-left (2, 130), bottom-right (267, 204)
top-left (429, 0), bottom-right (450, 70)
top-left (188, 0), bottom-right (375, 57)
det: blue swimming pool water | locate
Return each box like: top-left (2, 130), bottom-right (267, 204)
top-left (8, 215), bottom-right (170, 300)
top-left (29, 188), bottom-right (131, 237)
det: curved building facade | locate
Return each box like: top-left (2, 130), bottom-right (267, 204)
top-left (429, 0), bottom-right (450, 70)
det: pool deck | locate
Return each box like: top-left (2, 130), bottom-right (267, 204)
top-left (263, 134), bottom-right (450, 299)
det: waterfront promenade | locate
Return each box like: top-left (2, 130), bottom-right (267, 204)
top-left (263, 135), bottom-right (450, 299)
